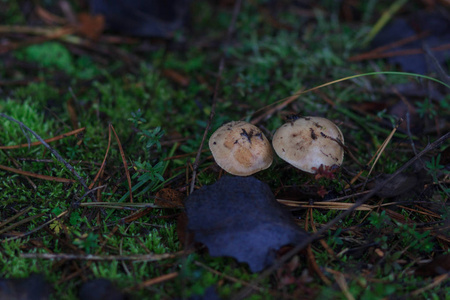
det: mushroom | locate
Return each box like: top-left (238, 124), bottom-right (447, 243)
top-left (272, 116), bottom-right (344, 173)
top-left (209, 121), bottom-right (273, 176)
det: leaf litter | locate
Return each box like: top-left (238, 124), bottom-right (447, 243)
top-left (185, 176), bottom-right (308, 272)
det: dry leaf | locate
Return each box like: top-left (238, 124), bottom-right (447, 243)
top-left (415, 254), bottom-right (450, 277)
top-left (155, 188), bottom-right (185, 208)
top-left (77, 13), bottom-right (105, 40)
top-left (185, 176), bottom-right (308, 272)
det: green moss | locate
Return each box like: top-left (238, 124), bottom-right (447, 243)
top-left (15, 42), bottom-right (75, 73)
top-left (12, 82), bottom-right (60, 104)
top-left (0, 99), bottom-right (56, 148)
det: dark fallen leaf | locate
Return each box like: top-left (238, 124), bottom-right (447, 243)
top-left (275, 185), bottom-right (318, 201)
top-left (185, 176), bottom-right (308, 272)
top-left (177, 212), bottom-right (195, 248)
top-left (415, 254), bottom-right (450, 277)
top-left (441, 145), bottom-right (450, 169)
top-left (351, 102), bottom-right (388, 115)
top-left (388, 82), bottom-right (445, 101)
top-left (370, 173), bottom-right (420, 198)
top-left (0, 273), bottom-right (52, 300)
top-left (79, 279), bottom-right (128, 300)
top-left (370, 10), bottom-right (450, 74)
top-left (89, 0), bottom-right (189, 37)
top-left (387, 99), bottom-right (422, 133)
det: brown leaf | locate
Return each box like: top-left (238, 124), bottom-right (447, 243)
top-left (155, 188), bottom-right (185, 208)
top-left (66, 97), bottom-right (78, 130)
top-left (415, 254), bottom-right (450, 277)
top-left (176, 212), bottom-right (195, 248)
top-left (35, 6), bottom-right (66, 25)
top-left (162, 69), bottom-right (190, 86)
top-left (77, 13), bottom-right (105, 40)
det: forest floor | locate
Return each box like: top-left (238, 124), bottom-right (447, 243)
top-left (0, 0), bottom-right (449, 299)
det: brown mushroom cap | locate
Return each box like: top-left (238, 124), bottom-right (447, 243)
top-left (209, 121), bottom-right (273, 176)
top-left (272, 116), bottom-right (344, 173)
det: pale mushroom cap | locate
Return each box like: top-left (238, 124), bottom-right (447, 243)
top-left (272, 116), bottom-right (344, 173)
top-left (209, 121), bottom-right (273, 176)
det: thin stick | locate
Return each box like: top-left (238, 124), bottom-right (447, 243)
top-left (346, 120), bottom-right (401, 189)
top-left (361, 0), bottom-right (408, 47)
top-left (189, 0), bottom-right (243, 194)
top-left (1, 211), bottom-right (69, 243)
top-left (411, 273), bottom-right (449, 297)
top-left (110, 124), bottom-right (133, 202)
top-left (0, 206), bottom-right (32, 229)
top-left (348, 31), bottom-right (429, 61)
top-left (326, 268), bottom-right (355, 300)
top-left (0, 164), bottom-right (76, 183)
top-left (250, 72), bottom-right (450, 120)
top-left (128, 272), bottom-right (179, 291)
top-left (278, 199), bottom-right (374, 211)
top-left (0, 127), bottom-right (85, 149)
top-left (0, 213), bottom-right (46, 235)
top-left (364, 119), bottom-right (402, 186)
top-left (20, 252), bottom-right (182, 261)
top-left (250, 91), bottom-right (302, 125)
top-left (89, 125), bottom-right (112, 189)
top-left (2, 152), bottom-right (36, 188)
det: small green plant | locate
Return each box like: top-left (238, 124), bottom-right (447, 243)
top-left (426, 154), bottom-right (445, 173)
top-left (328, 228), bottom-right (344, 249)
top-left (370, 210), bottom-right (434, 252)
top-left (73, 231), bottom-right (99, 254)
top-left (180, 254), bottom-right (220, 298)
top-left (131, 160), bottom-right (165, 194)
top-left (415, 98), bottom-right (437, 119)
top-left (69, 211), bottom-right (82, 226)
top-left (375, 235), bottom-right (389, 250)
top-left (129, 109), bottom-right (165, 157)
top-left (393, 223), bottom-right (433, 252)
top-left (116, 110), bottom-right (167, 202)
top-left (376, 109), bottom-right (398, 127)
top-left (425, 154), bottom-right (450, 196)
top-left (369, 210), bottom-right (390, 230)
